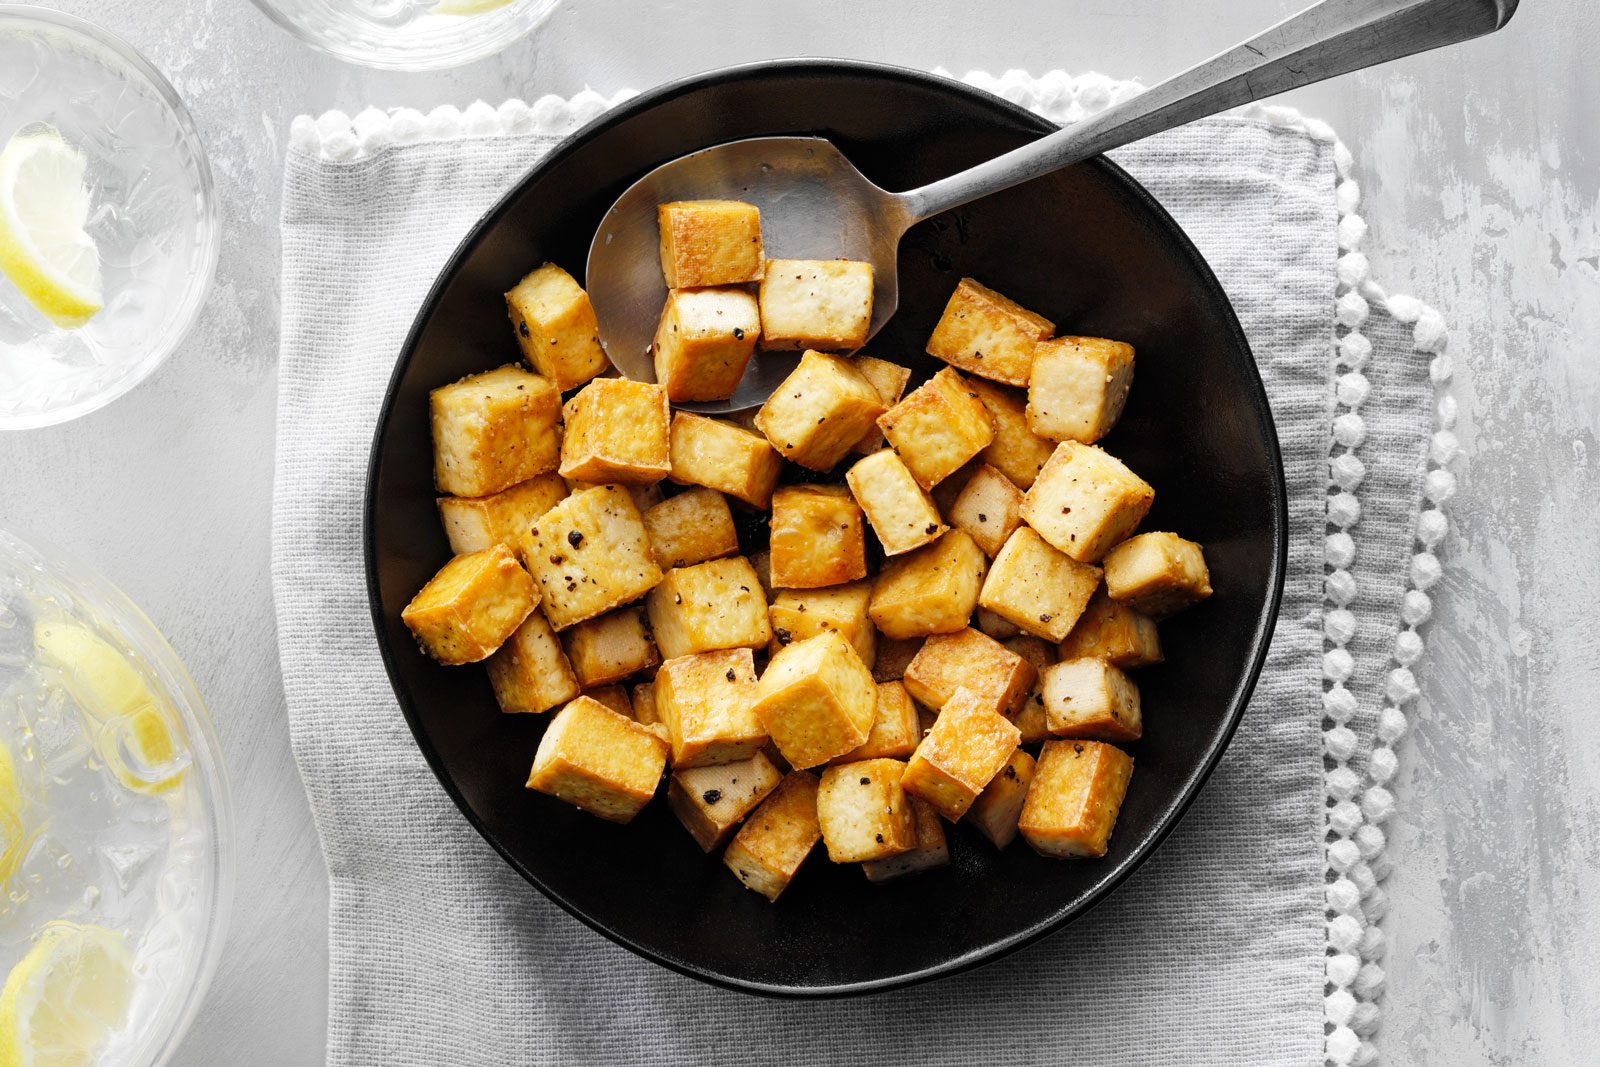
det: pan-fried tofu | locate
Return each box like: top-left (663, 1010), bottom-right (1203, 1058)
top-left (629, 679), bottom-right (659, 725)
top-left (1041, 657), bottom-right (1143, 742)
top-left (583, 684), bottom-right (634, 718)
top-left (1057, 589), bottom-right (1163, 668)
top-left (668, 413), bottom-right (783, 508)
top-left (504, 263), bottom-right (608, 391)
top-left (646, 557), bottom-right (772, 659)
top-left (754, 350), bottom-right (885, 470)
top-left (975, 607), bottom-right (1021, 640)
top-left (654, 647), bottom-right (766, 768)
top-left (769, 485), bottom-right (867, 588)
top-left (925, 277), bottom-right (1054, 387)
top-left (768, 583), bottom-right (876, 668)
top-left (652, 287), bottom-right (761, 402)
top-left (817, 759), bottom-right (917, 862)
top-left (947, 463), bottom-right (1024, 558)
top-left (1027, 336), bottom-right (1135, 444)
top-left (437, 473), bottom-right (568, 558)
top-left (758, 259), bottom-right (874, 351)
top-left (1020, 441), bottom-right (1154, 562)
top-left (558, 378), bottom-right (671, 485)
top-left (641, 487), bottom-right (739, 571)
top-left (902, 627), bottom-right (1036, 718)
top-left (978, 526), bottom-right (1102, 641)
top-left (485, 608), bottom-right (581, 714)
top-left (867, 530), bottom-right (987, 639)
top-left (1018, 739), bottom-right (1133, 858)
top-left (832, 681), bottom-right (921, 763)
top-left (521, 486), bottom-right (663, 630)
top-left (845, 449), bottom-right (946, 557)
top-left (1003, 635), bottom-right (1055, 744)
top-left (560, 607), bottom-right (659, 688)
top-left (1102, 531), bottom-right (1213, 616)
top-left (965, 747), bottom-right (1035, 849)
top-left (657, 199), bottom-right (764, 288)
top-left (872, 635), bottom-right (923, 684)
top-left (668, 750), bottom-right (785, 851)
top-left (752, 630), bottom-right (877, 768)
top-left (850, 355), bottom-right (912, 453)
top-left (863, 797), bottom-right (950, 882)
top-left (901, 688), bottom-right (1021, 820)
top-left (430, 365), bottom-right (562, 498)
top-left (525, 695), bottom-right (669, 823)
top-left (723, 771), bottom-right (821, 901)
top-left (401, 543), bottom-right (538, 664)
top-left (565, 479), bottom-right (664, 515)
top-left (877, 367), bottom-right (995, 490)
top-left (966, 378), bottom-right (1054, 490)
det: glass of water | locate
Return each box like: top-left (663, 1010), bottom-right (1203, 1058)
top-left (248, 0), bottom-right (561, 70)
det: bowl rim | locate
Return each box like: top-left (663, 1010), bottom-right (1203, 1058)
top-left (363, 56), bottom-right (1289, 998)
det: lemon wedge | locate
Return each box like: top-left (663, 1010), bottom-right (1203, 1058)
top-left (0, 922), bottom-right (135, 1067)
top-left (431, 0), bottom-right (513, 14)
top-left (0, 126), bottom-right (103, 330)
top-left (0, 742), bottom-right (24, 888)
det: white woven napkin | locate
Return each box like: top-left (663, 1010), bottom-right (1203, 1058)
top-left (272, 72), bottom-right (1455, 1067)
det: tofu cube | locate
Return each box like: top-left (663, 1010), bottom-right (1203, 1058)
top-left (401, 544), bottom-right (538, 665)
top-left (504, 263), bottom-right (608, 391)
top-left (758, 259), bottom-right (874, 351)
top-left (872, 635), bottom-right (923, 684)
top-left (525, 695), bottom-right (669, 823)
top-left (832, 681), bottom-right (921, 763)
top-left (657, 199), bottom-right (764, 289)
top-left (816, 759), bottom-right (917, 862)
top-left (903, 627), bottom-right (1036, 718)
top-left (901, 688), bottom-right (1022, 820)
top-left (629, 679), bottom-right (659, 725)
top-left (654, 648), bottom-right (766, 768)
top-left (1103, 531), bottom-right (1213, 616)
top-left (583, 684), bottom-right (635, 718)
top-left (1057, 589), bottom-right (1163, 668)
top-left (560, 607), bottom-right (659, 688)
top-left (566, 479), bottom-right (664, 514)
top-left (558, 378), bottom-right (671, 485)
top-left (752, 630), bottom-right (877, 768)
top-left (877, 367), bottom-right (995, 490)
top-left (845, 450), bottom-right (946, 557)
top-left (668, 413), bottom-right (783, 508)
top-left (768, 582), bottom-right (876, 669)
top-left (1003, 635), bottom-right (1055, 744)
top-left (723, 771), bottom-right (821, 901)
top-left (521, 486), bottom-right (663, 630)
top-left (947, 463), bottom-right (1024, 558)
top-left (849, 355), bottom-right (912, 454)
top-left (436, 473), bottom-right (568, 558)
top-left (641, 487), bottom-right (739, 571)
top-left (753, 350), bottom-right (885, 470)
top-left (863, 797), bottom-right (950, 883)
top-left (652, 287), bottom-right (761, 402)
top-left (867, 530), bottom-right (987, 640)
top-left (667, 750), bottom-right (785, 851)
top-left (1027, 336), bottom-right (1136, 444)
top-left (1018, 739), bottom-right (1134, 858)
top-left (966, 378), bottom-right (1054, 490)
top-left (646, 557), bottom-right (772, 660)
top-left (485, 608), bottom-right (581, 714)
top-left (975, 607), bottom-right (1021, 640)
top-left (1041, 657), bottom-right (1143, 742)
top-left (430, 365), bottom-right (561, 498)
top-left (769, 485), bottom-right (867, 588)
top-left (978, 526), bottom-right (1102, 641)
top-left (1020, 441), bottom-right (1155, 562)
top-left (965, 747), bottom-right (1035, 849)
top-left (925, 277), bottom-right (1054, 387)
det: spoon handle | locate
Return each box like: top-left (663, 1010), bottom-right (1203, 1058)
top-left (898, 0), bottom-right (1516, 223)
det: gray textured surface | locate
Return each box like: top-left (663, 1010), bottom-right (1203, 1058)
top-left (0, 0), bottom-right (1593, 1063)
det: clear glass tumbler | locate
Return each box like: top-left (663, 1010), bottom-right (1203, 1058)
top-left (248, 0), bottom-right (561, 71)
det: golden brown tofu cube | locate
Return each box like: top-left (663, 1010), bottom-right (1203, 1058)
top-left (1018, 739), bottom-right (1134, 857)
top-left (758, 259), bottom-right (874, 351)
top-left (1027, 336), bottom-right (1136, 444)
top-left (1020, 441), bottom-right (1155, 562)
top-left (646, 557), bottom-right (771, 660)
top-left (657, 199), bottom-right (764, 289)
top-left (978, 526), bottom-right (1102, 642)
top-left (485, 608), bottom-right (580, 714)
top-left (965, 747), bottom-right (1035, 849)
top-left (583, 684), bottom-right (634, 718)
top-left (521, 486), bottom-right (662, 631)
top-left (504, 263), bottom-right (608, 392)
top-left (753, 351), bottom-right (885, 470)
top-left (436, 473), bottom-right (568, 558)
top-left (723, 771), bottom-right (821, 901)
top-left (902, 688), bottom-right (1022, 820)
top-left (872, 635), bottom-right (924, 684)
top-left (863, 797), bottom-right (950, 882)
top-left (752, 630), bottom-right (877, 768)
top-left (430, 365), bottom-right (561, 498)
top-left (641, 487), bottom-right (739, 571)
top-left (653, 648), bottom-right (766, 768)
top-left (845, 449), bottom-right (946, 557)
top-left (768, 582), bottom-right (876, 668)
top-left (1103, 531), bottom-right (1213, 616)
top-left (652, 287), bottom-right (761, 402)
top-left (925, 277), bottom-right (1054, 387)
top-left (525, 696), bottom-right (669, 823)
top-left (558, 378), bottom-right (671, 486)
top-left (566, 479), bottom-right (665, 513)
top-left (975, 607), bottom-right (1021, 640)
top-left (1041, 657), bottom-right (1142, 742)
top-left (816, 759), bottom-right (917, 863)
top-left (903, 627), bottom-right (1036, 718)
top-left (560, 607), bottom-right (659, 688)
top-left (1003, 635), bottom-right (1055, 744)
top-left (1057, 589), bottom-right (1163, 668)
top-left (769, 485), bottom-right (867, 588)
top-left (867, 530), bottom-right (987, 640)
top-left (401, 544), bottom-right (538, 665)
top-left (966, 378), bottom-right (1055, 490)
top-left (668, 413), bottom-right (783, 508)
top-left (877, 367), bottom-right (995, 490)
top-left (629, 679), bottom-right (659, 725)
top-left (668, 750), bottom-right (785, 851)
top-left (849, 355), bottom-right (913, 454)
top-left (833, 681), bottom-right (921, 763)
top-left (947, 463), bottom-right (1024, 558)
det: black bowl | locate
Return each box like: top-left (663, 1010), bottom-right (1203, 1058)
top-left (365, 59), bottom-right (1286, 997)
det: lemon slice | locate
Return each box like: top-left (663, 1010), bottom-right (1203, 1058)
top-left (431, 0), bottom-right (513, 14)
top-left (0, 126), bottom-right (103, 330)
top-left (0, 922), bottom-right (135, 1067)
top-left (101, 705), bottom-right (187, 796)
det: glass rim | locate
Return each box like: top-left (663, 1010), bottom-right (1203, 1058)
top-left (243, 0), bottom-right (559, 72)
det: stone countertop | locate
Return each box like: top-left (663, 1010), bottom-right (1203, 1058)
top-left (1, 0), bottom-right (1595, 1062)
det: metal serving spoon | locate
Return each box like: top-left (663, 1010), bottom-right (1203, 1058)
top-left (589, 0), bottom-right (1516, 414)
